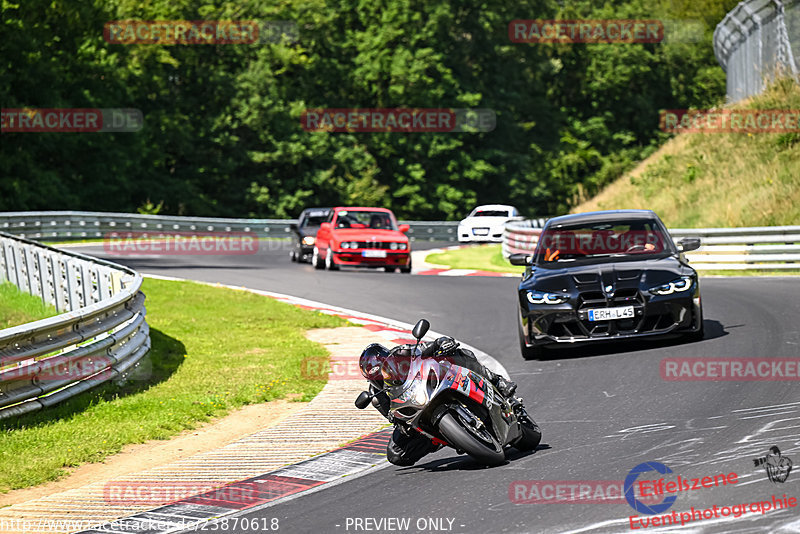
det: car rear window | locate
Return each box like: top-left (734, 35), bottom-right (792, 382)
top-left (473, 210), bottom-right (509, 217)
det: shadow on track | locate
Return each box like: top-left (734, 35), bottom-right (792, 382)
top-left (398, 444), bottom-right (551, 473)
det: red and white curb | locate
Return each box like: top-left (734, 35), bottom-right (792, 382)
top-left (415, 267), bottom-right (517, 277)
top-left (76, 432), bottom-right (394, 534)
top-left (412, 246), bottom-right (519, 278)
top-left (65, 275), bottom-right (508, 534)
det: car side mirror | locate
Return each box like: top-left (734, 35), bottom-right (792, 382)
top-left (412, 319), bottom-right (430, 340)
top-left (678, 237), bottom-right (701, 253)
top-left (398, 224), bottom-right (410, 233)
top-left (355, 391), bottom-right (372, 409)
top-left (319, 222), bottom-right (331, 232)
top-left (509, 253), bottom-right (532, 266)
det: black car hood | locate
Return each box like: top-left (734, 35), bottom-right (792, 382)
top-left (522, 256), bottom-right (691, 293)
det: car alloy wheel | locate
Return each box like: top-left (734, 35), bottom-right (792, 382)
top-left (312, 247), bottom-right (324, 270)
top-left (325, 247), bottom-right (339, 270)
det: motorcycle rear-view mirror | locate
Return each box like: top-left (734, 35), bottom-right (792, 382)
top-left (412, 319), bottom-right (430, 341)
top-left (354, 391), bottom-right (372, 409)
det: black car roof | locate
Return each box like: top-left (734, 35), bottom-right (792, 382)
top-left (300, 207), bottom-right (331, 217)
top-left (546, 209), bottom-right (660, 227)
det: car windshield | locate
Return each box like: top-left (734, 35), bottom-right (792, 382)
top-left (302, 214), bottom-right (329, 227)
top-left (472, 210), bottom-right (509, 217)
top-left (335, 210), bottom-right (396, 230)
top-left (534, 219), bottom-right (672, 265)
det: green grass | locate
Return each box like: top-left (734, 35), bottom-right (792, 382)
top-left (0, 278), bottom-right (344, 494)
top-left (574, 78), bottom-right (800, 227)
top-left (426, 244), bottom-right (523, 274)
top-left (424, 245), bottom-right (800, 277)
top-left (0, 282), bottom-right (59, 329)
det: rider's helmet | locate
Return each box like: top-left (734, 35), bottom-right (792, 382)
top-left (380, 349), bottom-right (414, 387)
top-left (359, 343), bottom-right (390, 384)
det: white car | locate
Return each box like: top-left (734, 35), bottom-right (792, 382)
top-left (458, 204), bottom-right (520, 243)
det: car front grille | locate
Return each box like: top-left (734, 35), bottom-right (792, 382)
top-left (355, 241), bottom-right (394, 249)
top-left (539, 288), bottom-right (677, 339)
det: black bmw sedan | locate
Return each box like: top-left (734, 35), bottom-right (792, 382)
top-left (290, 207), bottom-right (331, 263)
top-left (510, 210), bottom-right (703, 359)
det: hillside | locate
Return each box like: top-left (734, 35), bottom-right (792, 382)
top-left (573, 79), bottom-right (800, 227)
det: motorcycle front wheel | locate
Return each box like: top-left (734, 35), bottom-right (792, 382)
top-left (513, 417), bottom-right (542, 451)
top-left (438, 412), bottom-right (505, 466)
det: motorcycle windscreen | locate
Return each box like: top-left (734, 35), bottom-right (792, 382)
top-left (380, 352), bottom-right (414, 388)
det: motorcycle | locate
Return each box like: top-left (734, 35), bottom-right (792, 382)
top-left (355, 319), bottom-right (541, 466)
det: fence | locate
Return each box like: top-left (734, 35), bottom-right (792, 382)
top-left (0, 211), bottom-right (462, 243)
top-left (503, 221), bottom-right (800, 270)
top-left (714, 0), bottom-right (799, 101)
top-left (0, 232), bottom-right (150, 419)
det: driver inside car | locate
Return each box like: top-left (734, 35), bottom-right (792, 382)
top-left (359, 337), bottom-right (517, 466)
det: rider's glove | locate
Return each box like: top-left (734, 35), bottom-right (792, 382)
top-left (433, 336), bottom-right (459, 357)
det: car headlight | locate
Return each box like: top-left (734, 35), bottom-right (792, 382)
top-left (390, 242), bottom-right (399, 250)
top-left (649, 276), bottom-right (693, 295)
top-left (349, 241), bottom-right (358, 249)
top-left (302, 236), bottom-right (315, 246)
top-left (398, 243), bottom-right (407, 250)
top-left (341, 242), bottom-right (350, 249)
top-left (526, 291), bottom-right (569, 305)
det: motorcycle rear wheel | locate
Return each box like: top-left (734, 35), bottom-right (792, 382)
top-left (438, 412), bottom-right (505, 466)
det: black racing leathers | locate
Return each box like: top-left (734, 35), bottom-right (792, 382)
top-left (375, 338), bottom-right (513, 466)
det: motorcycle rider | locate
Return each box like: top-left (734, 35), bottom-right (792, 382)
top-left (359, 336), bottom-right (518, 466)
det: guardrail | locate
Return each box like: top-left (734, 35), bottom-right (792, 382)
top-left (503, 222), bottom-right (800, 270)
top-left (714, 0), bottom-right (799, 102)
top-left (0, 211), bottom-right (461, 242)
top-left (0, 231), bottom-right (150, 419)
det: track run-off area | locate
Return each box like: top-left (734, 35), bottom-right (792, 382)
top-left (73, 241), bottom-right (800, 534)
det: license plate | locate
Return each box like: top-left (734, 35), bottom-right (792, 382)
top-left (588, 306), bottom-right (634, 321)
top-left (362, 250), bottom-right (387, 258)
top-left (472, 228), bottom-right (489, 236)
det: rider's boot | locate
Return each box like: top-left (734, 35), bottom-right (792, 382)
top-left (485, 370), bottom-right (517, 398)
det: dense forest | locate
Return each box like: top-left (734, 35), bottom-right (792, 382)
top-left (0, 0), bottom-right (738, 219)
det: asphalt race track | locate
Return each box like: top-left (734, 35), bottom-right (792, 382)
top-left (76, 242), bottom-right (800, 534)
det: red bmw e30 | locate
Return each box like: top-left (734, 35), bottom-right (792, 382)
top-left (311, 207), bottom-right (412, 273)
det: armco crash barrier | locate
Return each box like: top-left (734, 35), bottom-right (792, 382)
top-left (0, 211), bottom-right (461, 243)
top-left (502, 221), bottom-right (800, 271)
top-left (0, 231), bottom-right (150, 419)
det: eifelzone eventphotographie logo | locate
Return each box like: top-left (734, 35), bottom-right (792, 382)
top-left (753, 446), bottom-right (793, 484)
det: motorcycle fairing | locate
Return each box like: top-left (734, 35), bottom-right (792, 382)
top-left (447, 368), bottom-right (487, 407)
